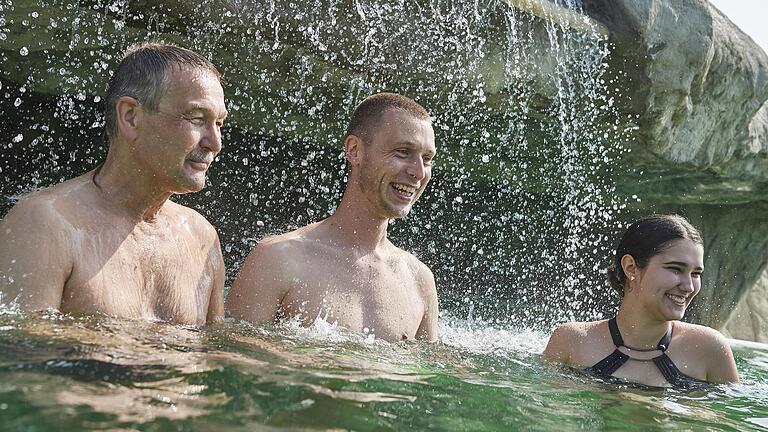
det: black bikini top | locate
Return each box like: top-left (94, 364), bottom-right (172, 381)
top-left (587, 317), bottom-right (707, 390)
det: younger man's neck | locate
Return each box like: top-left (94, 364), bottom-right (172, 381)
top-left (326, 193), bottom-right (390, 252)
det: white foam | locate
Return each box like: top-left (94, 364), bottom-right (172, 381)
top-left (438, 314), bottom-right (550, 358)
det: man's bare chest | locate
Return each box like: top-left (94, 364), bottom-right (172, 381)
top-left (61, 228), bottom-right (212, 324)
top-left (281, 260), bottom-right (425, 340)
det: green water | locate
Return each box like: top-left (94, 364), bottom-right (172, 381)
top-left (0, 311), bottom-right (766, 431)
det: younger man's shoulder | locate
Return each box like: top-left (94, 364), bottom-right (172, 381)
top-left (242, 223), bottom-right (321, 265)
top-left (390, 244), bottom-right (432, 272)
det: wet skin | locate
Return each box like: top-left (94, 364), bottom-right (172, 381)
top-left (544, 239), bottom-right (740, 386)
top-left (228, 109), bottom-right (439, 342)
top-left (0, 68), bottom-right (228, 325)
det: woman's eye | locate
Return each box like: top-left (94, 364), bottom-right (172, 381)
top-left (667, 267), bottom-right (681, 274)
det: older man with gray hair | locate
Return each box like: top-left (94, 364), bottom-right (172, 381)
top-left (0, 42), bottom-right (228, 325)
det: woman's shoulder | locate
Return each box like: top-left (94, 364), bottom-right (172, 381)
top-left (674, 321), bottom-right (731, 352)
top-left (672, 321), bottom-right (739, 383)
top-left (552, 320), bottom-right (607, 338)
top-left (544, 320), bottom-right (609, 363)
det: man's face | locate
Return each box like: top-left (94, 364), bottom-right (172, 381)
top-left (136, 67), bottom-right (227, 194)
top-left (356, 109), bottom-right (436, 219)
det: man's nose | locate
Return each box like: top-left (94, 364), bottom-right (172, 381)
top-left (407, 158), bottom-right (426, 180)
top-left (202, 123), bottom-right (223, 153)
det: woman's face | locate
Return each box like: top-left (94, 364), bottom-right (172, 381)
top-left (632, 238), bottom-right (705, 321)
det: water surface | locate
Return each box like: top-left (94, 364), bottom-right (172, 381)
top-left (1, 311), bottom-right (765, 431)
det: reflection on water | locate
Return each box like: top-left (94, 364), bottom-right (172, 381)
top-left (0, 310), bottom-right (766, 431)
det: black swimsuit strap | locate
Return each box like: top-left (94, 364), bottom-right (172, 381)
top-left (591, 318), bottom-right (706, 389)
top-left (608, 317), bottom-right (672, 352)
top-left (589, 350), bottom-right (629, 376)
top-left (652, 353), bottom-right (683, 386)
top-left (607, 317), bottom-right (624, 347)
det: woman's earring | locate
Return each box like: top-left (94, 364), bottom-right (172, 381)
top-left (630, 275), bottom-right (636, 281)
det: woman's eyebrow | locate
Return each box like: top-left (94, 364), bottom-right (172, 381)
top-left (664, 260), bottom-right (704, 271)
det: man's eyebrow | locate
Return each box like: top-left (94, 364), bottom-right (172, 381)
top-left (186, 104), bottom-right (229, 118)
top-left (396, 140), bottom-right (436, 155)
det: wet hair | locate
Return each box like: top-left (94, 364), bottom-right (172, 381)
top-left (103, 41), bottom-right (222, 143)
top-left (345, 92), bottom-right (431, 140)
top-left (607, 214), bottom-right (703, 296)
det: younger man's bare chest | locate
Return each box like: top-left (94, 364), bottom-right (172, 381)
top-left (61, 221), bottom-right (213, 325)
top-left (281, 254), bottom-right (426, 340)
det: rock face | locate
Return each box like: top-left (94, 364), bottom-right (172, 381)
top-left (723, 267), bottom-right (768, 343)
top-left (582, 0), bottom-right (768, 340)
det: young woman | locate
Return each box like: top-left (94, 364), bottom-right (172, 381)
top-left (544, 215), bottom-right (739, 388)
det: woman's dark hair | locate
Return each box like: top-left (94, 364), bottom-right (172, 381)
top-left (607, 214), bottom-right (703, 296)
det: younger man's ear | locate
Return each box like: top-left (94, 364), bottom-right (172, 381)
top-left (344, 134), bottom-right (363, 166)
top-left (115, 96), bottom-right (141, 142)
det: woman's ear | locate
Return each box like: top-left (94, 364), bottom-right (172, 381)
top-left (620, 254), bottom-right (638, 282)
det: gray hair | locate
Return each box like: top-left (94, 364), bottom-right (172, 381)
top-left (103, 42), bottom-right (222, 142)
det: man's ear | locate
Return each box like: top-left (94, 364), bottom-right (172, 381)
top-left (115, 96), bottom-right (141, 142)
top-left (620, 254), bottom-right (638, 281)
top-left (344, 134), bottom-right (363, 166)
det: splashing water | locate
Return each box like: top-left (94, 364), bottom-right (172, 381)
top-left (0, 0), bottom-right (631, 329)
top-left (1, 2), bottom-right (767, 429)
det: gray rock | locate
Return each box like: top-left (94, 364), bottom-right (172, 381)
top-left (583, 0), bottom-right (768, 339)
top-left (723, 267), bottom-right (768, 343)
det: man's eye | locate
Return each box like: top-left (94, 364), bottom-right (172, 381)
top-left (423, 156), bottom-right (435, 166)
top-left (396, 149), bottom-right (409, 157)
top-left (183, 115), bottom-right (205, 126)
top-left (692, 272), bottom-right (703, 278)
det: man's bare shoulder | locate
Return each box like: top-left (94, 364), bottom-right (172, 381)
top-left (257, 222), bottom-right (326, 255)
top-left (164, 200), bottom-right (219, 243)
top-left (387, 243), bottom-right (434, 280)
top-left (2, 175), bottom-right (94, 230)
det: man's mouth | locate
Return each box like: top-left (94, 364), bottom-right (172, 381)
top-left (186, 160), bottom-right (211, 172)
top-left (391, 183), bottom-right (417, 200)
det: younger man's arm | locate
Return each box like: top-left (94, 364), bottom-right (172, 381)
top-left (416, 265), bottom-right (439, 342)
top-left (227, 241), bottom-right (289, 324)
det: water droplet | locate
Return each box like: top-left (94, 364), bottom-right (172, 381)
top-left (13, 98), bottom-right (21, 107)
top-left (12, 134), bottom-right (23, 143)
top-left (481, 155), bottom-right (490, 163)
top-left (19, 47), bottom-right (28, 56)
